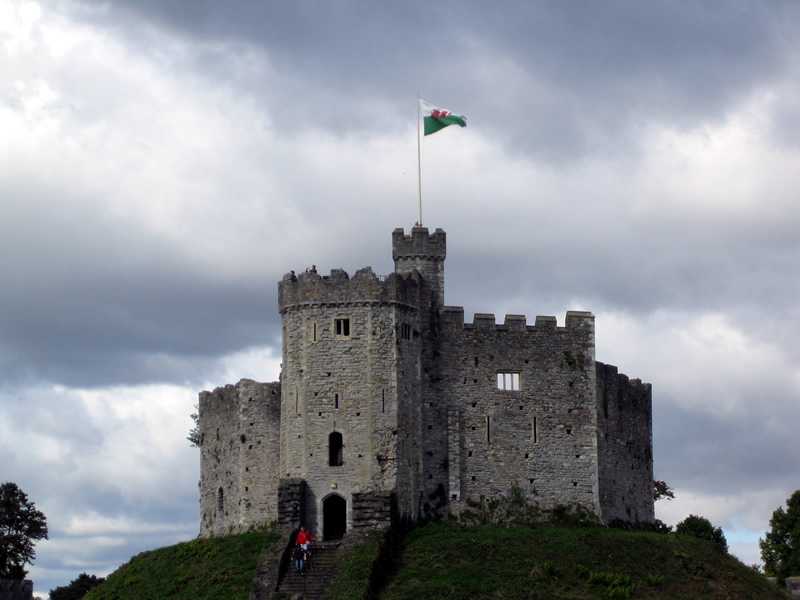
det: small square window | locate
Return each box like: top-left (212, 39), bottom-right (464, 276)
top-left (334, 318), bottom-right (350, 337)
top-left (497, 372), bottom-right (520, 391)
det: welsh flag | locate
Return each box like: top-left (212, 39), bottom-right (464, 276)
top-left (420, 99), bottom-right (467, 136)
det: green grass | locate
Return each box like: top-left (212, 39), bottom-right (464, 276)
top-left (325, 531), bottom-right (383, 600)
top-left (84, 528), bottom-right (279, 600)
top-left (380, 521), bottom-right (786, 600)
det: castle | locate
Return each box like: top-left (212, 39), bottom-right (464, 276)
top-left (198, 226), bottom-right (654, 539)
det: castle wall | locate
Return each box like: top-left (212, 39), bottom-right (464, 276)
top-left (438, 309), bottom-right (600, 513)
top-left (278, 267), bottom-right (427, 535)
top-left (198, 379), bottom-right (281, 537)
top-left (596, 362), bottom-right (654, 523)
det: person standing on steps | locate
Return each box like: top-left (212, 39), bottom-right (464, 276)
top-left (293, 542), bottom-right (306, 575)
top-left (296, 526), bottom-right (313, 569)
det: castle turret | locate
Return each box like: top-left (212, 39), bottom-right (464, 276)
top-left (392, 227), bottom-right (446, 305)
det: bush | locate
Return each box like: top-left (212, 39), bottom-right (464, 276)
top-left (50, 573), bottom-right (105, 600)
top-left (676, 514), bottom-right (728, 553)
top-left (608, 518), bottom-right (672, 534)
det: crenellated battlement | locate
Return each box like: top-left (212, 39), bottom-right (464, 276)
top-left (392, 226), bottom-right (446, 260)
top-left (278, 265), bottom-right (426, 312)
top-left (439, 306), bottom-right (595, 332)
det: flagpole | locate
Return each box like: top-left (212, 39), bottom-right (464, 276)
top-left (417, 96), bottom-right (423, 226)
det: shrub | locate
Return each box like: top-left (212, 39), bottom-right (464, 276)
top-left (676, 514), bottom-right (728, 553)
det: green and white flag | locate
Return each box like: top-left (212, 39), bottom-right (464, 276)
top-left (420, 99), bottom-right (467, 136)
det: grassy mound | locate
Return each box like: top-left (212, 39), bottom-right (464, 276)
top-left (325, 532), bottom-right (383, 600)
top-left (380, 522), bottom-right (785, 600)
top-left (84, 528), bottom-right (278, 600)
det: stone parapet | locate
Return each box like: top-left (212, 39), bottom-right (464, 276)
top-left (391, 227), bottom-right (446, 260)
top-left (440, 307), bottom-right (595, 332)
top-left (351, 491), bottom-right (395, 530)
top-left (277, 479), bottom-right (307, 529)
top-left (279, 267), bottom-right (424, 312)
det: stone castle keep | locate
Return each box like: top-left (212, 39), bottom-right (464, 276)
top-left (198, 227), bottom-right (654, 539)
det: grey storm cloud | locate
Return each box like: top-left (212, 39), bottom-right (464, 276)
top-left (74, 0), bottom-right (800, 159)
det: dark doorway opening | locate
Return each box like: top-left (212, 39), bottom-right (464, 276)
top-left (323, 494), bottom-right (346, 540)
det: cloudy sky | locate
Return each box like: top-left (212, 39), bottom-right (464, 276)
top-left (2, 0), bottom-right (799, 594)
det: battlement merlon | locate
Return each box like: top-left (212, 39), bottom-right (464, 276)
top-left (391, 226), bottom-right (446, 260)
top-left (439, 306), bottom-right (595, 332)
top-left (278, 266), bottom-right (427, 312)
top-left (392, 226), bottom-right (446, 305)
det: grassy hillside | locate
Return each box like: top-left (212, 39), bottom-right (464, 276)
top-left (84, 528), bottom-right (278, 600)
top-left (379, 522), bottom-right (786, 600)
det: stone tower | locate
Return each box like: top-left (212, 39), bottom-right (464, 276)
top-left (392, 227), bottom-right (446, 304)
top-left (276, 260), bottom-right (433, 537)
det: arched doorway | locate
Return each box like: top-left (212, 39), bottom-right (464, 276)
top-left (322, 494), bottom-right (346, 540)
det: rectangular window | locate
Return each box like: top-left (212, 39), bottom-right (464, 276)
top-left (497, 372), bottom-right (520, 391)
top-left (400, 323), bottom-right (411, 340)
top-left (334, 318), bottom-right (350, 337)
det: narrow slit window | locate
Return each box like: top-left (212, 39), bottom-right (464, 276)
top-left (486, 416), bottom-right (491, 445)
top-left (381, 389), bottom-right (385, 413)
top-left (334, 318), bottom-right (350, 337)
top-left (334, 393), bottom-right (340, 409)
top-left (497, 372), bottom-right (521, 391)
top-left (533, 417), bottom-right (538, 443)
top-left (295, 388), bottom-right (299, 415)
top-left (312, 321), bottom-right (317, 342)
top-left (217, 487), bottom-right (224, 513)
top-left (329, 431), bottom-right (343, 466)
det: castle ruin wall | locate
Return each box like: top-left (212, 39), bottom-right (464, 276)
top-left (199, 379), bottom-right (280, 537)
top-left (596, 362), bottom-right (654, 523)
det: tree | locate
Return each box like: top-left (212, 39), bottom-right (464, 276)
top-left (653, 480), bottom-right (675, 501)
top-left (187, 405), bottom-right (201, 447)
top-left (49, 573), bottom-right (105, 600)
top-left (760, 489), bottom-right (800, 583)
top-left (0, 482), bottom-right (48, 579)
top-left (675, 514), bottom-right (728, 553)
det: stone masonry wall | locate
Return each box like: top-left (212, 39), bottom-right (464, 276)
top-left (596, 362), bottom-right (654, 523)
top-left (439, 309), bottom-right (600, 514)
top-left (198, 379), bottom-right (281, 537)
top-left (278, 266), bottom-right (426, 536)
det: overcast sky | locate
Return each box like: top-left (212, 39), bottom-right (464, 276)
top-left (2, 0), bottom-right (799, 595)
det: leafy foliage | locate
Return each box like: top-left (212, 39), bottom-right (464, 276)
top-left (0, 482), bottom-right (48, 579)
top-left (608, 517), bottom-right (672, 534)
top-left (653, 479), bottom-right (675, 501)
top-left (187, 405), bottom-right (201, 447)
top-left (675, 514), bottom-right (728, 553)
top-left (50, 573), bottom-right (105, 600)
top-left (760, 489), bottom-right (800, 583)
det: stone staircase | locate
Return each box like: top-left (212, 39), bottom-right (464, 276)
top-left (275, 541), bottom-right (342, 599)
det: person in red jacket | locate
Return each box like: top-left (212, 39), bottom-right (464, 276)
top-left (296, 526), bottom-right (313, 550)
